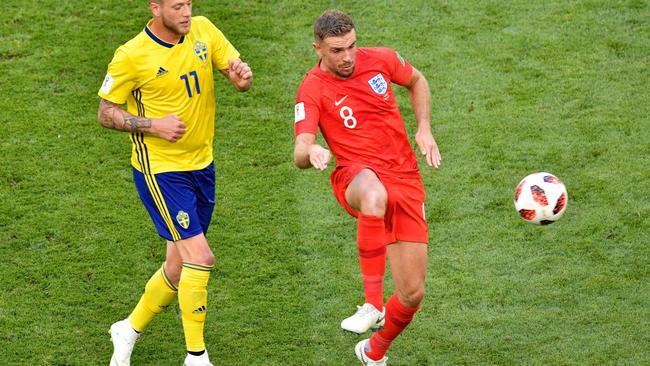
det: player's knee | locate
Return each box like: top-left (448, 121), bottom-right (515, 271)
top-left (360, 186), bottom-right (387, 216)
top-left (398, 285), bottom-right (425, 308)
top-left (164, 265), bottom-right (181, 287)
top-left (192, 252), bottom-right (214, 266)
top-left (178, 234), bottom-right (215, 266)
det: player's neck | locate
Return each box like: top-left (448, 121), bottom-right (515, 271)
top-left (149, 19), bottom-right (183, 44)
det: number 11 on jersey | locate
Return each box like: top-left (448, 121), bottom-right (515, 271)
top-left (180, 70), bottom-right (201, 97)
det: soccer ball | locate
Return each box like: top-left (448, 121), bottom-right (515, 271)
top-left (514, 172), bottom-right (568, 225)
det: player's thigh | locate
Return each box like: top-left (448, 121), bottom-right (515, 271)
top-left (387, 241), bottom-right (427, 304)
top-left (344, 168), bottom-right (387, 212)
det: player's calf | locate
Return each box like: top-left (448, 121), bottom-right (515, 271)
top-left (178, 263), bottom-right (213, 355)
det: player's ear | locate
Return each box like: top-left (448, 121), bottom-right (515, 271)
top-left (149, 0), bottom-right (162, 17)
top-left (313, 42), bottom-right (322, 57)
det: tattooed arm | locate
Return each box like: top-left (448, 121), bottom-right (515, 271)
top-left (97, 98), bottom-right (186, 142)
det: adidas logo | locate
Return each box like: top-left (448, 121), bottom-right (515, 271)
top-left (192, 305), bottom-right (206, 314)
top-left (156, 67), bottom-right (168, 78)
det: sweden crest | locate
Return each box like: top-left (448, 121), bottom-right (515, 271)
top-left (368, 73), bottom-right (388, 95)
top-left (176, 210), bottom-right (190, 229)
top-left (194, 41), bottom-right (208, 63)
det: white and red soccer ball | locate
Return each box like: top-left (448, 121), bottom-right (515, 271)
top-left (514, 172), bottom-right (568, 225)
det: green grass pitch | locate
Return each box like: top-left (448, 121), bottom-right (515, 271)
top-left (0, 1), bottom-right (648, 365)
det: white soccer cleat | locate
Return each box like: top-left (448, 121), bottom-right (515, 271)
top-left (109, 319), bottom-right (139, 366)
top-left (355, 339), bottom-right (388, 366)
top-left (341, 303), bottom-right (386, 334)
top-left (183, 351), bottom-right (214, 366)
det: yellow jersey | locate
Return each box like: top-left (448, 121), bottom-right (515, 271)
top-left (98, 16), bottom-right (240, 174)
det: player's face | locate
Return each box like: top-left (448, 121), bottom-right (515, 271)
top-left (315, 29), bottom-right (357, 79)
top-left (153, 0), bottom-right (192, 36)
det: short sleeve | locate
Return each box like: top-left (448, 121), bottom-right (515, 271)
top-left (381, 48), bottom-right (413, 86)
top-left (98, 48), bottom-right (137, 104)
top-left (294, 76), bottom-right (320, 137)
top-left (204, 18), bottom-right (240, 70)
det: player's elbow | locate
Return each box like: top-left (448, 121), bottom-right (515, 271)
top-left (406, 68), bottom-right (427, 90)
top-left (97, 99), bottom-right (117, 128)
top-left (97, 108), bottom-right (109, 128)
top-left (293, 134), bottom-right (317, 169)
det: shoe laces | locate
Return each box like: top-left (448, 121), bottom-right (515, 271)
top-left (355, 303), bottom-right (379, 317)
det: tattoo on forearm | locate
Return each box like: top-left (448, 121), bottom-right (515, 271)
top-left (98, 99), bottom-right (151, 132)
top-left (123, 116), bottom-right (152, 131)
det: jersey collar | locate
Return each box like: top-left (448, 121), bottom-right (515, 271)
top-left (145, 20), bottom-right (185, 48)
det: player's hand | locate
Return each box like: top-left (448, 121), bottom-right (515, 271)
top-left (308, 144), bottom-right (331, 171)
top-left (415, 129), bottom-right (441, 168)
top-left (227, 59), bottom-right (253, 91)
top-left (152, 114), bottom-right (186, 142)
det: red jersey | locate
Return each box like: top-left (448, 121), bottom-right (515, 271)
top-left (295, 47), bottom-right (419, 177)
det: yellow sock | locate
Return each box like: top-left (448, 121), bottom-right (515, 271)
top-left (178, 263), bottom-right (213, 352)
top-left (128, 264), bottom-right (177, 332)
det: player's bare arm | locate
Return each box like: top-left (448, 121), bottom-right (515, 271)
top-left (98, 98), bottom-right (152, 131)
top-left (402, 67), bottom-right (441, 168)
top-left (294, 133), bottom-right (331, 171)
top-left (97, 98), bottom-right (186, 142)
top-left (220, 58), bottom-right (253, 92)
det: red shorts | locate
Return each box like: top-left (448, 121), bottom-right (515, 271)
top-left (330, 165), bottom-right (429, 245)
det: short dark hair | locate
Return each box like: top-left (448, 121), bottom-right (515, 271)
top-left (314, 10), bottom-right (355, 42)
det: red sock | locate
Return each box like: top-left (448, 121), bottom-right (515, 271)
top-left (357, 213), bottom-right (386, 310)
top-left (367, 294), bottom-right (420, 360)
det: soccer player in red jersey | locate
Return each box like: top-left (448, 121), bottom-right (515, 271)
top-left (293, 10), bottom-right (442, 366)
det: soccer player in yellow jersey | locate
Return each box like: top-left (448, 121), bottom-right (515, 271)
top-left (97, 1), bottom-right (252, 365)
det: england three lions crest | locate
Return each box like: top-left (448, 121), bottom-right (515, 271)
top-left (368, 73), bottom-right (388, 95)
